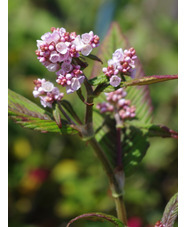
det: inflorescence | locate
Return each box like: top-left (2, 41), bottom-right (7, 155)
top-left (102, 47), bottom-right (137, 87)
top-left (33, 78), bottom-right (64, 108)
top-left (33, 27), bottom-right (137, 110)
top-left (35, 27), bottom-right (100, 94)
top-left (96, 88), bottom-right (136, 125)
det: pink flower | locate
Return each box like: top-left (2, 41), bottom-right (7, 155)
top-left (112, 48), bottom-right (124, 62)
top-left (56, 42), bottom-right (68, 54)
top-left (36, 27), bottom-right (100, 94)
top-left (81, 44), bottom-right (93, 56)
top-left (33, 79), bottom-right (64, 108)
top-left (49, 51), bottom-right (61, 63)
top-left (110, 75), bottom-right (121, 87)
top-left (61, 62), bottom-right (73, 73)
top-left (96, 88), bottom-right (136, 124)
top-left (46, 63), bottom-right (60, 72)
top-left (102, 47), bottom-right (137, 87)
top-left (81, 33), bottom-right (92, 44)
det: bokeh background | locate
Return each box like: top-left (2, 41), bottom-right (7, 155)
top-left (8, 0), bottom-right (178, 226)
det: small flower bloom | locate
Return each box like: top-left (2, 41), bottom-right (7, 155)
top-left (33, 79), bottom-right (64, 108)
top-left (61, 62), bottom-right (73, 73)
top-left (112, 48), bottom-right (124, 62)
top-left (41, 81), bottom-right (54, 92)
top-left (110, 75), bottom-right (121, 87)
top-left (56, 42), bottom-right (68, 54)
top-left (81, 44), bottom-right (93, 56)
top-left (102, 47), bottom-right (137, 87)
top-left (81, 33), bottom-right (92, 44)
top-left (49, 51), bottom-right (61, 63)
top-left (96, 88), bottom-right (136, 124)
top-left (46, 63), bottom-right (60, 72)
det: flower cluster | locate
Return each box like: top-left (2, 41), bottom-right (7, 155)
top-left (102, 47), bottom-right (137, 87)
top-left (96, 88), bottom-right (136, 122)
top-left (36, 27), bottom-right (100, 93)
top-left (33, 78), bottom-right (64, 108)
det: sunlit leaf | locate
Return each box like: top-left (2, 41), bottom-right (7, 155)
top-left (66, 212), bottom-right (125, 227)
top-left (8, 89), bottom-right (77, 134)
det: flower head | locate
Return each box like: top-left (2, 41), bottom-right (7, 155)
top-left (102, 47), bottom-right (137, 87)
top-left (96, 88), bottom-right (136, 124)
top-left (33, 79), bottom-right (64, 108)
top-left (36, 27), bottom-right (100, 93)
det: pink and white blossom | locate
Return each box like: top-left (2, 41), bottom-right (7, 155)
top-left (33, 79), bottom-right (64, 108)
top-left (102, 47), bottom-right (137, 87)
top-left (110, 75), bottom-right (121, 87)
top-left (35, 27), bottom-right (100, 94)
top-left (96, 88), bottom-right (136, 123)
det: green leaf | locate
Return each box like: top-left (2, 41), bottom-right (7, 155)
top-left (161, 193), bottom-right (178, 227)
top-left (89, 74), bottom-right (108, 86)
top-left (85, 54), bottom-right (103, 64)
top-left (66, 212), bottom-right (125, 227)
top-left (122, 126), bottom-right (149, 176)
top-left (8, 89), bottom-right (77, 134)
top-left (91, 22), bottom-right (153, 174)
top-left (128, 123), bottom-right (178, 139)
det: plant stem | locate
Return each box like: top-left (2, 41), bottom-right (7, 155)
top-left (116, 127), bottom-right (123, 168)
top-left (84, 78), bottom-right (94, 125)
top-left (114, 195), bottom-right (128, 225)
top-left (88, 137), bottom-right (116, 184)
top-left (57, 101), bottom-right (76, 125)
top-left (88, 137), bottom-right (128, 226)
top-left (83, 78), bottom-right (127, 225)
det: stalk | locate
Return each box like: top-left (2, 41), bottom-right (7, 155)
top-left (82, 78), bottom-right (128, 225)
top-left (57, 101), bottom-right (76, 125)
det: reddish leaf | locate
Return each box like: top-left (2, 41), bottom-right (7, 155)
top-left (66, 212), bottom-right (125, 227)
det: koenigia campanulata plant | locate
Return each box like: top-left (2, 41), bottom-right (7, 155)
top-left (8, 22), bottom-right (178, 227)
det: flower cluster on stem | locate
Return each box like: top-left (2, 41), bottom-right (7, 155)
top-left (35, 27), bottom-right (100, 93)
top-left (96, 88), bottom-right (136, 126)
top-left (33, 78), bottom-right (64, 108)
top-left (102, 47), bottom-right (137, 87)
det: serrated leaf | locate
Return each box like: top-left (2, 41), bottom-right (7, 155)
top-left (89, 74), bottom-right (108, 86)
top-left (133, 124), bottom-right (178, 139)
top-left (122, 126), bottom-right (150, 176)
top-left (161, 193), bottom-right (178, 227)
top-left (8, 89), bottom-right (77, 134)
top-left (66, 212), bottom-right (125, 227)
top-left (91, 23), bottom-right (153, 174)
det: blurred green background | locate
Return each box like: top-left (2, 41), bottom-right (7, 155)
top-left (8, 0), bottom-right (178, 226)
